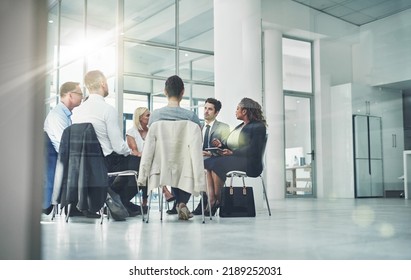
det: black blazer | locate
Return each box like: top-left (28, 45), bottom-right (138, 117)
top-left (52, 123), bottom-right (108, 212)
top-left (223, 120), bottom-right (267, 177)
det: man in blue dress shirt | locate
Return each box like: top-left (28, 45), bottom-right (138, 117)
top-left (43, 81), bottom-right (83, 214)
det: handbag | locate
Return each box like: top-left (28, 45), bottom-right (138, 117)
top-left (219, 183), bottom-right (256, 217)
top-left (105, 190), bottom-right (129, 221)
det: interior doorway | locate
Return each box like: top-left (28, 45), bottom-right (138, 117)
top-left (284, 94), bottom-right (315, 197)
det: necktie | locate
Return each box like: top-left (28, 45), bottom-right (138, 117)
top-left (203, 124), bottom-right (210, 150)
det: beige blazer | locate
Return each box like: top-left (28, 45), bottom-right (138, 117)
top-left (137, 120), bottom-right (206, 196)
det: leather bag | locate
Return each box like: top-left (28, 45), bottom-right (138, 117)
top-left (219, 184), bottom-right (256, 217)
top-left (105, 190), bottom-right (129, 221)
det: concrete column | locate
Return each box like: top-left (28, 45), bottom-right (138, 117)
top-left (0, 0), bottom-right (46, 259)
top-left (214, 0), bottom-right (262, 128)
top-left (264, 29), bottom-right (285, 200)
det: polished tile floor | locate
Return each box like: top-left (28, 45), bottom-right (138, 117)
top-left (41, 197), bottom-right (411, 260)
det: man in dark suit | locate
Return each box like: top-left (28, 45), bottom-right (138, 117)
top-left (192, 97), bottom-right (230, 215)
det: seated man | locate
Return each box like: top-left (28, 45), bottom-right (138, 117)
top-left (43, 81), bottom-right (83, 215)
top-left (72, 70), bottom-right (139, 216)
top-left (192, 97), bottom-right (230, 215)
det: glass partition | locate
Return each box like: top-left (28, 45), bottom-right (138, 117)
top-left (179, 0), bottom-right (214, 51)
top-left (282, 38), bottom-right (312, 93)
top-left (124, 0), bottom-right (175, 45)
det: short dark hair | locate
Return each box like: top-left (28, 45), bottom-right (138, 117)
top-left (165, 75), bottom-right (184, 98)
top-left (205, 97), bottom-right (222, 113)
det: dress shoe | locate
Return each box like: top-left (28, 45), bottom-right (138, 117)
top-left (81, 210), bottom-right (101, 218)
top-left (205, 201), bottom-right (220, 216)
top-left (177, 203), bottom-right (193, 220)
top-left (123, 201), bottom-right (141, 217)
top-left (42, 205), bottom-right (53, 215)
top-left (166, 203), bottom-right (177, 215)
top-left (69, 206), bottom-right (83, 217)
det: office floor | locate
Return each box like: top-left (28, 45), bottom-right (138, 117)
top-left (41, 197), bottom-right (411, 260)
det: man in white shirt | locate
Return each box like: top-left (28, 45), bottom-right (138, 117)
top-left (43, 82), bottom-right (83, 215)
top-left (72, 70), bottom-right (139, 216)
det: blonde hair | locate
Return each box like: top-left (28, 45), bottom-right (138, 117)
top-left (133, 107), bottom-right (149, 130)
top-left (84, 70), bottom-right (106, 92)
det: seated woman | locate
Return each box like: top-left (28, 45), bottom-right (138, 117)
top-left (204, 97), bottom-right (267, 216)
top-left (126, 107), bottom-right (150, 212)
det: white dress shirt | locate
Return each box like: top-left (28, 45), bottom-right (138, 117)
top-left (71, 94), bottom-right (130, 156)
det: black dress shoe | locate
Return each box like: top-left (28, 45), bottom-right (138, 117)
top-left (123, 201), bottom-right (141, 216)
top-left (166, 204), bottom-right (177, 215)
top-left (42, 205), bottom-right (53, 215)
top-left (81, 210), bottom-right (101, 218)
top-left (205, 201), bottom-right (220, 216)
top-left (69, 207), bottom-right (83, 217)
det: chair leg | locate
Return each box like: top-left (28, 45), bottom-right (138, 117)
top-left (160, 187), bottom-right (164, 221)
top-left (201, 192), bottom-right (205, 223)
top-left (146, 190), bottom-right (152, 223)
top-left (51, 205), bottom-right (57, 221)
top-left (204, 170), bottom-right (213, 220)
top-left (100, 206), bottom-right (104, 225)
top-left (133, 174), bottom-right (145, 222)
top-left (65, 204), bottom-right (71, 223)
top-left (260, 175), bottom-right (272, 216)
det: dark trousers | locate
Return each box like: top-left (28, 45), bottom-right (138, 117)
top-left (171, 187), bottom-right (191, 204)
top-left (105, 153), bottom-right (139, 204)
top-left (43, 133), bottom-right (58, 209)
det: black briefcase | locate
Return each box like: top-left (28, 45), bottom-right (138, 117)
top-left (219, 184), bottom-right (256, 217)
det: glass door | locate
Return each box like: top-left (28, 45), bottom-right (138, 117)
top-left (284, 94), bottom-right (315, 197)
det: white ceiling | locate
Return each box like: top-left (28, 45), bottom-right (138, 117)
top-left (291, 0), bottom-right (411, 26)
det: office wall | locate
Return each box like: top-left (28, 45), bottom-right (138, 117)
top-left (0, 0), bottom-right (46, 259)
top-left (354, 9), bottom-right (411, 87)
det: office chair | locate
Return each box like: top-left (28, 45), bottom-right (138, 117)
top-left (137, 120), bottom-right (209, 223)
top-left (51, 123), bottom-right (143, 223)
top-left (225, 134), bottom-right (271, 216)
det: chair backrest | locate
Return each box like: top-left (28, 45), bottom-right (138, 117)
top-left (138, 120), bottom-right (206, 196)
top-left (52, 123), bottom-right (108, 211)
top-left (261, 133), bottom-right (268, 169)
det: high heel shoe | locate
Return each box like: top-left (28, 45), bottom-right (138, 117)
top-left (211, 201), bottom-right (220, 216)
top-left (205, 201), bottom-right (219, 216)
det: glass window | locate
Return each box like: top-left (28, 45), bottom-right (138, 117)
top-left (46, 4), bottom-right (59, 105)
top-left (124, 0), bottom-right (176, 45)
top-left (59, 60), bottom-right (84, 85)
top-left (87, 44), bottom-right (116, 78)
top-left (179, 0), bottom-right (214, 51)
top-left (179, 50), bottom-right (214, 82)
top-left (124, 42), bottom-right (176, 78)
top-left (282, 38), bottom-right (312, 93)
top-left (86, 0), bottom-right (116, 46)
top-left (123, 93), bottom-right (149, 116)
top-left (60, 0), bottom-right (84, 65)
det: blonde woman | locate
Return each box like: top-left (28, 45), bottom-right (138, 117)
top-left (126, 107), bottom-right (150, 157)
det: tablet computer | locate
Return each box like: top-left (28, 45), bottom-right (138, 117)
top-left (205, 147), bottom-right (223, 156)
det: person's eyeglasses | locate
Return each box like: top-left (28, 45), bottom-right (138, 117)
top-left (71, 91), bottom-right (84, 98)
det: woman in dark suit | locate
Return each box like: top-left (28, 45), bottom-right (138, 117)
top-left (204, 97), bottom-right (267, 215)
